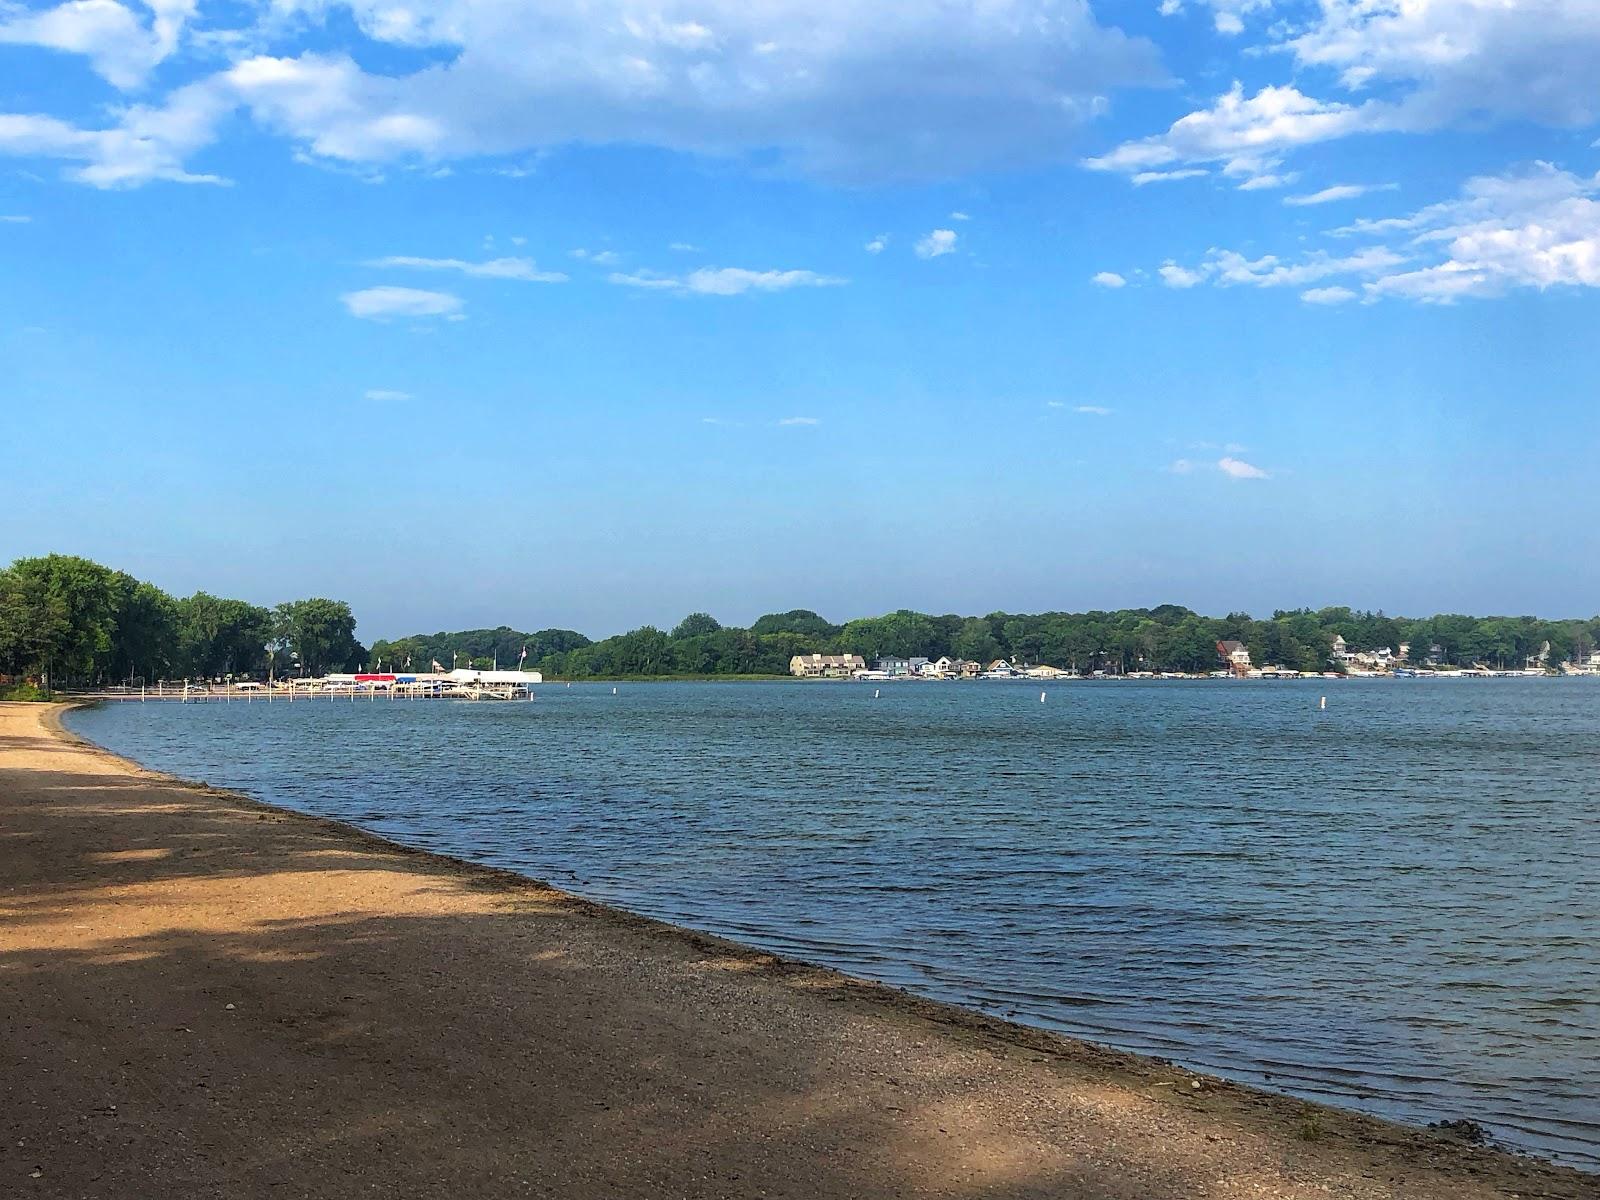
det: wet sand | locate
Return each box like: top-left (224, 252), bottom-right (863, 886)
top-left (2, 701), bottom-right (1593, 1199)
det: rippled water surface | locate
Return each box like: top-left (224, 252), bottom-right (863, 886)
top-left (69, 680), bottom-right (1600, 1168)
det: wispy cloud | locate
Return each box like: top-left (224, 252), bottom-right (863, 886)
top-left (668, 242), bottom-right (701, 252)
top-left (777, 416), bottom-right (820, 426)
top-left (1218, 456), bottom-right (1270, 479)
top-left (366, 255), bottom-right (567, 282)
top-left (1285, 182), bottom-right (1397, 206)
top-left (0, 214), bottom-right (29, 223)
top-left (864, 234), bottom-right (888, 254)
top-left (1091, 271), bottom-right (1127, 288)
top-left (1237, 171), bottom-right (1299, 191)
top-left (1132, 168), bottom-right (1208, 186)
top-left (1301, 286), bottom-right (1357, 305)
top-left (572, 248), bottom-right (621, 265)
top-left (1157, 246), bottom-right (1404, 290)
top-left (341, 286), bottom-right (464, 321)
top-left (363, 388), bottom-right (413, 402)
top-left (915, 228), bottom-right (958, 258)
top-left (1074, 405), bottom-right (1113, 415)
top-left (1169, 455), bottom-right (1270, 479)
top-left (949, 210), bottom-right (971, 221)
top-left (1084, 83), bottom-right (1387, 190)
top-left (609, 266), bottom-right (846, 296)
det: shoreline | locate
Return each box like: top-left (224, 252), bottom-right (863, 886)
top-left (6, 700), bottom-right (1594, 1198)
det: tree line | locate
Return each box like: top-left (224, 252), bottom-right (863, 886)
top-left (379, 605), bottom-right (1600, 679)
top-left (5, 553), bottom-right (1597, 692)
top-left (0, 555), bottom-right (364, 690)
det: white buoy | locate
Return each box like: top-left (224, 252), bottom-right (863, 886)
top-left (1320, 695), bottom-right (1327, 710)
top-left (612, 687), bottom-right (618, 695)
top-left (1040, 691), bottom-right (1047, 703)
top-left (874, 689), bottom-right (880, 699)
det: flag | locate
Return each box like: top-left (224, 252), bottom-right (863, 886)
top-left (405, 656), bottom-right (412, 669)
top-left (518, 645), bottom-right (527, 666)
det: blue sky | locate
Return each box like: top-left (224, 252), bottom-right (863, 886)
top-left (3, 0), bottom-right (1599, 638)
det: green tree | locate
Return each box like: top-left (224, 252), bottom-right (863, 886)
top-left (106, 575), bottom-right (179, 682)
top-left (750, 609), bottom-right (838, 640)
top-left (6, 555), bottom-right (120, 683)
top-left (952, 617), bottom-right (1000, 664)
top-left (672, 612), bottom-right (722, 639)
top-left (178, 593), bottom-right (273, 678)
top-left (0, 567), bottom-right (69, 679)
top-left (274, 598), bottom-right (361, 676)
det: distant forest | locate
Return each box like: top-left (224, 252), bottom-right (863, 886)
top-left (4, 553), bottom-right (1597, 691)
top-left (373, 606), bottom-right (1599, 679)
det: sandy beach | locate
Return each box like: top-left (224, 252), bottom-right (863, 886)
top-left (2, 701), bottom-right (1593, 1200)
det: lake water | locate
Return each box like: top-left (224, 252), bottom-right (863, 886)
top-left (67, 679), bottom-right (1600, 1169)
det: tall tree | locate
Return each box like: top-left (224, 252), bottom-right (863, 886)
top-left (274, 598), bottom-right (361, 676)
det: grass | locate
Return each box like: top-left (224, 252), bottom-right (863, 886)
top-left (0, 682), bottom-right (51, 702)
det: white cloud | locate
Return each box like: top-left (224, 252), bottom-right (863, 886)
top-left (949, 210), bottom-right (971, 221)
top-left (0, 214), bottom-right (30, 223)
top-left (1285, 183), bottom-right (1396, 207)
top-left (1359, 163), bottom-right (1600, 303)
top-left (367, 255), bottom-right (567, 281)
top-left (1170, 453), bottom-right (1270, 479)
top-left (668, 242), bottom-right (701, 252)
top-left (1158, 261), bottom-right (1205, 288)
top-left (777, 416), bottom-right (819, 426)
top-left (1218, 456), bottom-right (1269, 479)
top-left (1236, 171), bottom-right (1297, 191)
top-left (1175, 0), bottom-right (1273, 36)
top-left (1288, 0), bottom-right (1600, 131)
top-left (864, 234), bottom-right (887, 254)
top-left (1084, 83), bottom-right (1385, 187)
top-left (1131, 168), bottom-right (1207, 185)
top-left (1105, 2), bottom-right (1600, 190)
top-left (1301, 286), bottom-right (1357, 305)
top-left (571, 248), bottom-right (621, 265)
top-left (1091, 271), bottom-right (1126, 288)
top-left (915, 228), bottom-right (958, 258)
top-left (1157, 246), bottom-right (1405, 291)
top-left (0, 0), bottom-right (195, 89)
top-left (0, 82), bottom-right (231, 187)
top-left (363, 388), bottom-right (413, 401)
top-left (609, 266), bottom-right (846, 296)
top-left (1186, 162), bottom-right (1600, 306)
top-left (10, 2), bottom-right (1162, 187)
top-left (1074, 405), bottom-right (1113, 415)
top-left (341, 286), bottom-right (464, 319)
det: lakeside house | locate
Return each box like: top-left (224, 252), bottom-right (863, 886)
top-left (789, 653), bottom-right (867, 678)
top-left (876, 656), bottom-right (911, 677)
top-left (1025, 664), bottom-right (1072, 680)
top-left (1217, 640), bottom-right (1252, 676)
